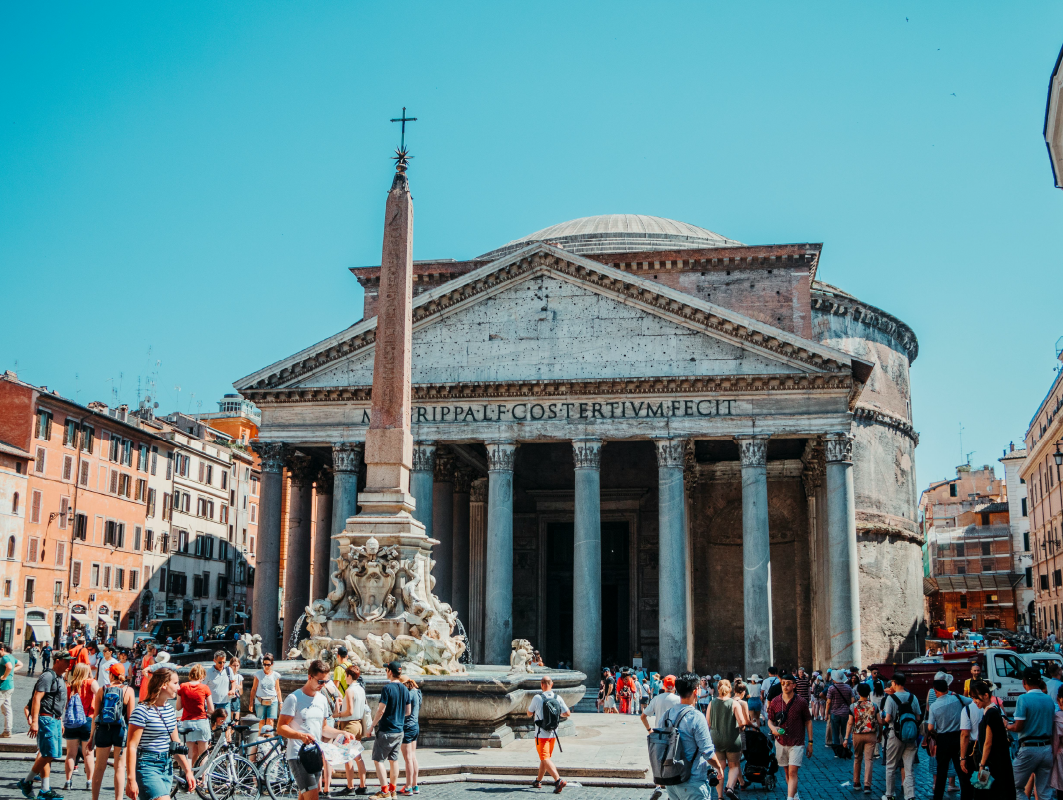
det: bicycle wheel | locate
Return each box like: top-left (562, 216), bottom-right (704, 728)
top-left (206, 754), bottom-right (260, 800)
top-left (193, 749), bottom-right (213, 800)
top-left (263, 753), bottom-right (299, 800)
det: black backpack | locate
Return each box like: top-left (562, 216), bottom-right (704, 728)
top-left (537, 693), bottom-right (564, 751)
top-left (766, 678), bottom-right (783, 702)
top-left (298, 741), bottom-right (324, 774)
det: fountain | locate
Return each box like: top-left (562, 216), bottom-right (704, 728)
top-left (278, 142), bottom-right (584, 747)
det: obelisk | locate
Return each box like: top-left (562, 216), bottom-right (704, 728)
top-left (341, 148), bottom-right (426, 544)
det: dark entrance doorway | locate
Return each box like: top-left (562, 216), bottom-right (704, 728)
top-left (543, 520), bottom-right (630, 669)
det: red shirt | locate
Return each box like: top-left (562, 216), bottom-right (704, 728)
top-left (178, 682), bottom-right (212, 720)
top-left (767, 693), bottom-right (812, 747)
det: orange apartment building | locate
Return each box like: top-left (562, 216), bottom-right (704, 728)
top-left (0, 372), bottom-right (159, 645)
top-left (921, 464), bottom-right (1023, 631)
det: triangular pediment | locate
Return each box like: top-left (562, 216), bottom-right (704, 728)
top-left (235, 244), bottom-right (867, 395)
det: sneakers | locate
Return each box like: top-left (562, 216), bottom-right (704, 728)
top-left (370, 792), bottom-right (390, 800)
top-left (725, 789), bottom-right (739, 800)
top-left (650, 790), bottom-right (663, 800)
top-left (532, 781), bottom-right (542, 789)
top-left (399, 790), bottom-right (413, 797)
top-left (863, 789), bottom-right (871, 796)
top-left (62, 781), bottom-right (73, 791)
top-left (412, 789), bottom-right (419, 795)
top-left (17, 778), bottom-right (35, 799)
top-left (0, 731), bottom-right (11, 738)
top-left (39, 791), bottom-right (65, 800)
top-left (355, 790), bottom-right (369, 796)
top-left (553, 780), bottom-right (567, 794)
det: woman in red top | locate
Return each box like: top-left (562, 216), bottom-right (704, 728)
top-left (176, 663), bottom-right (215, 764)
top-left (63, 663), bottom-right (99, 790)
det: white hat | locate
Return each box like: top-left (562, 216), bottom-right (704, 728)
top-left (933, 670), bottom-right (954, 685)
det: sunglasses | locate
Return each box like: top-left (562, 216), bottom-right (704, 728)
top-left (315, 678), bottom-right (327, 685)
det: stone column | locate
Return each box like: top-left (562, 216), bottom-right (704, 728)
top-left (572, 439), bottom-right (602, 682)
top-left (451, 467), bottom-right (472, 627)
top-left (330, 443), bottom-right (363, 567)
top-left (468, 478), bottom-right (488, 662)
top-left (738, 436), bottom-right (772, 677)
top-left (410, 443), bottom-right (436, 540)
top-left (485, 441), bottom-right (517, 666)
top-left (312, 467), bottom-right (334, 603)
top-left (283, 453), bottom-right (315, 649)
top-left (656, 439), bottom-right (690, 675)
top-left (253, 443), bottom-right (285, 655)
top-left (432, 450), bottom-right (456, 605)
top-left (825, 433), bottom-right (861, 668)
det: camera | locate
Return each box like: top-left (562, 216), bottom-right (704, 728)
top-left (169, 741), bottom-right (189, 757)
top-left (707, 766), bottom-right (719, 787)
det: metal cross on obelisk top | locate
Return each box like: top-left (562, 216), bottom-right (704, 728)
top-left (390, 107), bottom-right (417, 150)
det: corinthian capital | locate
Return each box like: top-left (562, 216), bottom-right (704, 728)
top-left (315, 466), bottom-right (334, 496)
top-left (486, 441), bottom-right (517, 472)
top-left (655, 438), bottom-right (686, 469)
top-left (572, 439), bottom-right (602, 470)
top-left (470, 478), bottom-right (488, 503)
top-left (434, 449), bottom-right (457, 482)
top-left (332, 442), bottom-right (364, 474)
top-left (287, 452), bottom-right (315, 486)
top-left (411, 443), bottom-right (436, 473)
top-left (824, 433), bottom-right (854, 464)
top-left (736, 437), bottom-right (768, 468)
top-left (254, 442), bottom-right (286, 474)
top-left (453, 466), bottom-right (474, 494)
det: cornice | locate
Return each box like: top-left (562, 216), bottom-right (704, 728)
top-left (243, 372), bottom-right (854, 405)
top-left (810, 287), bottom-right (919, 364)
top-left (239, 246), bottom-right (857, 393)
top-left (852, 405), bottom-right (919, 446)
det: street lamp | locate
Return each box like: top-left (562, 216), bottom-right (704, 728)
top-left (1054, 445), bottom-right (1062, 467)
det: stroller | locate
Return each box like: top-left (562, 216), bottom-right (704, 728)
top-left (740, 725), bottom-right (779, 790)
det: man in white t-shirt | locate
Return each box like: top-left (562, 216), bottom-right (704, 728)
top-left (204, 650), bottom-right (234, 720)
top-left (278, 659), bottom-right (342, 800)
top-left (94, 643), bottom-right (120, 684)
top-left (641, 674), bottom-right (680, 731)
top-left (528, 676), bottom-right (571, 792)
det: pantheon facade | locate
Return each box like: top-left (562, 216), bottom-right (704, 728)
top-left (235, 215), bottom-right (922, 676)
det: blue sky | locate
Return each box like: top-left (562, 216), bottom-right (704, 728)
top-left (2, 2), bottom-right (1062, 487)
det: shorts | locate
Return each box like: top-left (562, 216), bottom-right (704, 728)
top-left (65, 722), bottom-right (93, 742)
top-left (182, 718), bottom-right (212, 742)
top-left (775, 742), bottom-right (806, 768)
top-left (37, 715), bottom-right (63, 759)
top-left (95, 723), bottom-right (128, 749)
top-left (403, 728), bottom-right (419, 745)
top-left (372, 731), bottom-right (403, 762)
top-left (342, 720), bottom-right (363, 739)
top-left (255, 700), bottom-right (278, 720)
top-left (604, 697), bottom-right (617, 709)
top-left (230, 697), bottom-right (242, 714)
top-left (535, 737), bottom-right (556, 760)
top-left (135, 750), bottom-right (173, 800)
top-left (747, 698), bottom-right (762, 713)
top-left (287, 757), bottom-right (322, 792)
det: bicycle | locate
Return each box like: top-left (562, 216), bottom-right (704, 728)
top-left (170, 720), bottom-right (259, 800)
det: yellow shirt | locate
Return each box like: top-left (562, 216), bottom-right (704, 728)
top-left (333, 663), bottom-right (348, 694)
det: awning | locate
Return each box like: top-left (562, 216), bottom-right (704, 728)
top-left (27, 622), bottom-right (52, 643)
top-left (71, 613), bottom-right (92, 626)
top-left (97, 615), bottom-right (114, 630)
top-left (933, 573), bottom-right (1024, 592)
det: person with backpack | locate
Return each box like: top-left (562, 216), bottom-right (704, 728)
top-left (925, 677), bottom-right (971, 800)
top-left (825, 669), bottom-right (855, 757)
top-left (1008, 665), bottom-right (1055, 800)
top-left (62, 663), bottom-right (98, 791)
top-left (528, 675), bottom-right (571, 793)
top-left (648, 672), bottom-right (716, 800)
top-left (761, 666), bottom-right (781, 703)
top-left (882, 671), bottom-right (922, 800)
top-left (766, 672), bottom-right (813, 800)
top-left (89, 663), bottom-right (135, 800)
top-left (18, 649), bottom-right (72, 800)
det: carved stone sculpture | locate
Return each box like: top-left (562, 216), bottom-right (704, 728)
top-left (237, 633), bottom-right (264, 667)
top-left (509, 639), bottom-right (535, 673)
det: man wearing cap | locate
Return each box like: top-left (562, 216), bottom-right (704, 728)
top-left (1007, 666), bottom-right (1055, 800)
top-left (18, 650), bottom-right (72, 800)
top-left (366, 661), bottom-right (411, 800)
top-left (641, 675), bottom-right (680, 732)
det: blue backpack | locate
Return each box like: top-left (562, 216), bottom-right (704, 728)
top-left (98, 686), bottom-right (126, 727)
top-left (63, 692), bottom-right (87, 729)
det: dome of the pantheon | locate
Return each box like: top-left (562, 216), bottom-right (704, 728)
top-left (477, 214), bottom-right (744, 260)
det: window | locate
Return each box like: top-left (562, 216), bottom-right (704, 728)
top-left (250, 504), bottom-right (256, 523)
top-left (58, 497), bottom-right (68, 529)
top-left (147, 488), bottom-right (156, 517)
top-left (28, 538), bottom-right (38, 562)
top-left (955, 543), bottom-right (965, 557)
top-left (53, 581), bottom-right (62, 605)
top-left (54, 541), bottom-right (64, 566)
top-left (157, 567), bottom-right (166, 590)
top-left (64, 419), bottom-right (78, 447)
top-left (949, 483), bottom-right (958, 497)
top-left (219, 541), bottom-right (228, 561)
top-left (11, 493), bottom-right (18, 514)
top-left (134, 526), bottom-right (142, 550)
top-left (217, 574), bottom-right (228, 597)
top-left (1025, 531), bottom-right (1031, 552)
top-left (193, 574), bottom-right (204, 598)
top-left (30, 491), bottom-right (41, 523)
top-left (138, 444), bottom-right (149, 472)
top-left (72, 561), bottom-right (82, 587)
top-left (79, 460), bottom-right (89, 486)
top-left (169, 571), bottom-right (187, 595)
top-left (24, 577), bottom-right (34, 603)
top-left (1027, 567), bottom-right (1034, 587)
top-left (5, 536), bottom-right (13, 559)
top-left (178, 530), bottom-right (188, 553)
top-left (198, 461), bottom-right (205, 483)
top-left (251, 476), bottom-right (259, 496)
top-left (150, 446), bottom-right (158, 475)
top-left (981, 541), bottom-right (991, 556)
top-left (135, 479), bottom-right (146, 502)
top-left (36, 409), bottom-right (52, 440)
top-left (62, 455), bottom-right (73, 481)
top-left (241, 528), bottom-right (247, 545)
top-left (250, 536), bottom-right (255, 555)
top-left (206, 465), bottom-right (213, 485)
top-left (1022, 498), bottom-right (1028, 516)
top-left (3, 580), bottom-right (10, 598)
top-left (81, 424), bottom-right (93, 453)
top-left (103, 565), bottom-right (111, 588)
top-left (221, 471), bottom-right (227, 490)
top-left (109, 435), bottom-right (120, 463)
top-left (118, 473), bottom-right (131, 498)
top-left (166, 452), bottom-right (173, 479)
top-left (145, 529), bottom-right (154, 551)
top-left (1054, 569), bottom-right (1062, 588)
top-left (91, 563), bottom-right (100, 587)
top-left (162, 493), bottom-right (170, 521)
top-left (994, 652), bottom-right (1027, 679)
top-left (122, 439), bottom-right (133, 467)
top-left (35, 447), bottom-right (45, 474)
top-left (115, 568), bottom-right (124, 590)
top-left (960, 594), bottom-right (968, 608)
top-left (74, 513), bottom-right (87, 541)
top-left (129, 569), bottom-right (139, 591)
top-left (109, 469), bottom-right (118, 494)
top-left (220, 505), bottom-right (228, 524)
top-left (957, 565), bottom-right (966, 575)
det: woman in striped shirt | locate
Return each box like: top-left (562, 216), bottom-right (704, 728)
top-left (124, 668), bottom-right (195, 800)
